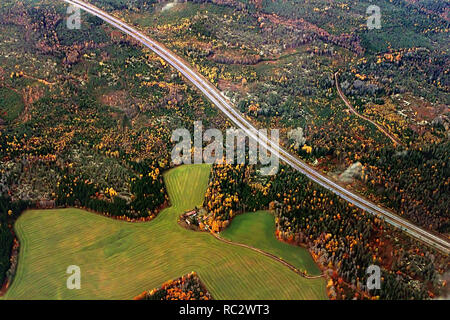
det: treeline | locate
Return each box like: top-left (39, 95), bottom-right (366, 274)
top-left (56, 160), bottom-right (168, 219)
top-left (134, 271), bottom-right (212, 300)
top-left (0, 197), bottom-right (31, 286)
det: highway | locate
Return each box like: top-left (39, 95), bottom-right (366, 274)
top-left (61, 0), bottom-right (450, 255)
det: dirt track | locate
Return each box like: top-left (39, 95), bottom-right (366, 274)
top-left (334, 72), bottom-right (404, 147)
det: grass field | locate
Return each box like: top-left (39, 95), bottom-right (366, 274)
top-left (3, 164), bottom-right (327, 300)
top-left (221, 211), bottom-right (322, 276)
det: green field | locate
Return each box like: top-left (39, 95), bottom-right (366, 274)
top-left (4, 164), bottom-right (327, 300)
top-left (221, 211), bottom-right (321, 276)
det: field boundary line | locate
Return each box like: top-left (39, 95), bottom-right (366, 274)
top-left (213, 233), bottom-right (324, 279)
top-left (335, 72), bottom-right (404, 147)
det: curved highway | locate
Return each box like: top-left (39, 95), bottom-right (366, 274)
top-left (60, 0), bottom-right (450, 255)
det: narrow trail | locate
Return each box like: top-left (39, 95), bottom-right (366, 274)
top-left (212, 233), bottom-right (324, 279)
top-left (334, 72), bottom-right (405, 147)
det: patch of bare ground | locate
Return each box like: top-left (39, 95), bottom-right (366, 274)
top-left (99, 90), bottom-right (139, 118)
top-left (18, 84), bottom-right (45, 122)
top-left (258, 13), bottom-right (363, 55)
